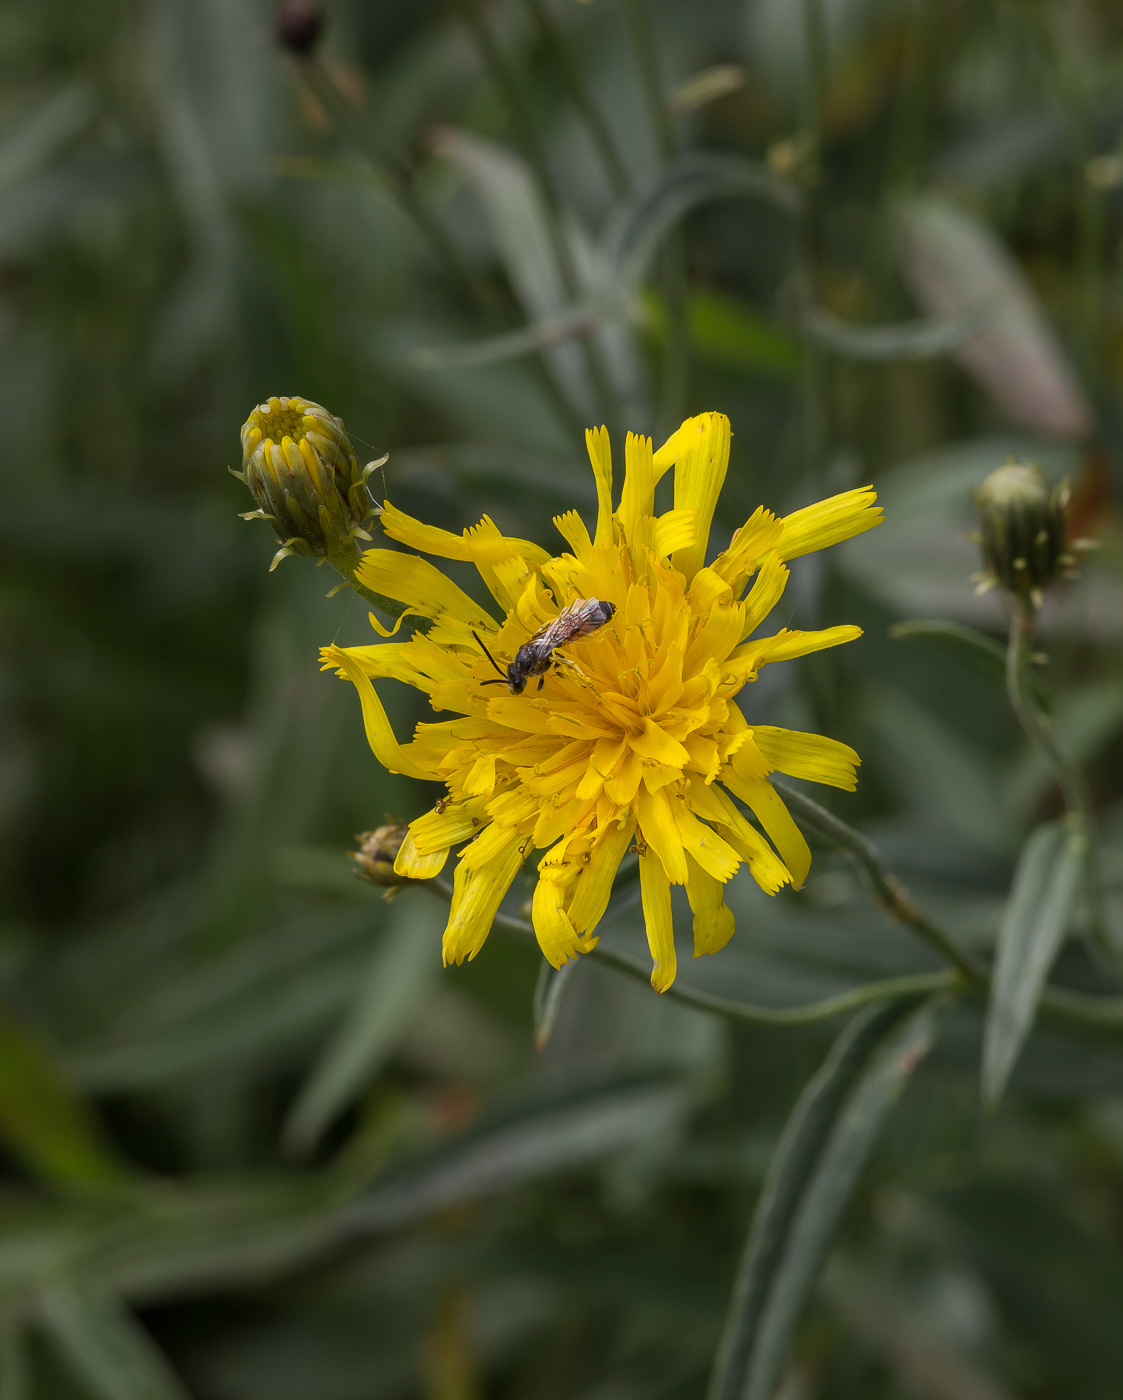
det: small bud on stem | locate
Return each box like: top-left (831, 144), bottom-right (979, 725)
top-left (973, 461), bottom-right (1080, 611)
top-left (351, 825), bottom-right (410, 890)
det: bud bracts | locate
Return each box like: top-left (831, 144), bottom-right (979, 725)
top-left (236, 396), bottom-right (381, 570)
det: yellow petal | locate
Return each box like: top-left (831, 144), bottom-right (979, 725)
top-left (618, 432), bottom-right (655, 537)
top-left (778, 486), bottom-right (882, 561)
top-left (710, 505), bottom-right (784, 590)
top-left (740, 551), bottom-right (789, 639)
top-left (671, 412), bottom-right (731, 581)
top-left (639, 850), bottom-right (676, 992)
top-left (408, 796), bottom-right (491, 855)
top-left (629, 717), bottom-right (691, 767)
top-left (685, 856), bottom-right (735, 956)
top-left (443, 833), bottom-right (525, 965)
top-left (553, 509), bottom-right (593, 563)
top-left (652, 418), bottom-right (689, 484)
top-left (635, 784), bottom-right (688, 884)
top-left (731, 624), bottom-right (863, 679)
top-left (722, 771), bottom-right (811, 888)
top-left (652, 508), bottom-right (698, 558)
top-left (356, 550), bottom-right (498, 630)
top-left (462, 750), bottom-right (497, 797)
top-left (532, 872), bottom-right (586, 968)
top-left (380, 501), bottom-right (472, 559)
top-left (566, 819), bottom-right (635, 934)
top-left (687, 780), bottom-right (792, 895)
top-left (322, 645), bottom-right (434, 780)
top-left (752, 726), bottom-right (861, 790)
top-left (671, 799), bottom-right (740, 882)
top-left (394, 831), bottom-right (449, 880)
top-left (586, 425), bottom-right (614, 548)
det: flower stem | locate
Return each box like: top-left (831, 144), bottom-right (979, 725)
top-left (423, 876), bottom-right (959, 1026)
top-left (1006, 605), bottom-right (1109, 954)
top-left (773, 782), bottom-right (985, 982)
top-left (325, 541), bottom-right (405, 619)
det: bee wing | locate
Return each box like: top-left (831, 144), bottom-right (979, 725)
top-left (541, 597), bottom-right (610, 647)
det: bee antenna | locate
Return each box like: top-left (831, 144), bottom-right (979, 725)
top-left (478, 678), bottom-right (507, 687)
top-left (472, 631), bottom-right (506, 678)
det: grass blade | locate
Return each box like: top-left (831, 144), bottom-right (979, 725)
top-left (983, 821), bottom-right (1086, 1110)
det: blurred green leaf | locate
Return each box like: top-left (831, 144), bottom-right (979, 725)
top-left (707, 1000), bottom-right (939, 1400)
top-left (644, 287), bottom-right (801, 377)
top-left (342, 1070), bottom-right (690, 1234)
top-left (982, 821), bottom-right (1086, 1110)
top-left (283, 892), bottom-right (444, 1155)
top-left (38, 1280), bottom-right (189, 1400)
top-left (605, 154), bottom-right (801, 293)
top-left (898, 195), bottom-right (1090, 439)
top-left (0, 1009), bottom-right (125, 1191)
top-left (0, 1314), bottom-right (28, 1400)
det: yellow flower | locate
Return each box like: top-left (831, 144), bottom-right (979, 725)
top-left (322, 413), bottom-right (880, 991)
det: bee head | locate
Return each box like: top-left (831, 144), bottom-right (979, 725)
top-left (507, 665), bottom-right (527, 695)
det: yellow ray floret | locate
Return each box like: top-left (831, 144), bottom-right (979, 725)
top-left (323, 412), bottom-right (879, 991)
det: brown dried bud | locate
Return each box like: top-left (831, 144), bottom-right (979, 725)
top-left (351, 825), bottom-right (409, 888)
top-left (275, 1), bottom-right (325, 56)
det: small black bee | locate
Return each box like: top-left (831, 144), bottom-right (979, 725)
top-left (474, 597), bottom-right (616, 695)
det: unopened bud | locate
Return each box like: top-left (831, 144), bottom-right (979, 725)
top-left (235, 396), bottom-right (383, 571)
top-left (972, 462), bottom-right (1076, 609)
top-left (275, 1), bottom-right (325, 56)
top-left (351, 825), bottom-right (409, 888)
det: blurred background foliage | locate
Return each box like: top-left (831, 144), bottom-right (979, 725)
top-left (4, 0), bottom-right (1123, 1395)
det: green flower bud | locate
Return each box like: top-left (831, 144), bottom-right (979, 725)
top-left (350, 825), bottom-right (410, 890)
top-left (973, 462), bottom-right (1075, 609)
top-left (235, 396), bottom-right (383, 571)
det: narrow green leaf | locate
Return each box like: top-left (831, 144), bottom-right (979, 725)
top-left (342, 1071), bottom-right (688, 1235)
top-left (283, 893), bottom-right (444, 1155)
top-left (983, 821), bottom-right (1086, 1110)
top-left (38, 1281), bottom-right (190, 1400)
top-left (533, 958), bottom-right (576, 1051)
top-left (0, 1010), bottom-right (126, 1190)
top-left (708, 1000), bottom-right (939, 1400)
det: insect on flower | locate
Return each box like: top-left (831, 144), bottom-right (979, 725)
top-left (473, 598), bottom-right (616, 694)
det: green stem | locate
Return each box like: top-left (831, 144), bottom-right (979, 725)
top-left (325, 542), bottom-right (405, 619)
top-left (773, 782), bottom-right (985, 982)
top-left (521, 0), bottom-right (631, 197)
top-left (424, 877), bottom-right (958, 1027)
top-left (1006, 606), bottom-right (1109, 954)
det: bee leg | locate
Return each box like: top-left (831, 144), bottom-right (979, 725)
top-left (537, 675), bottom-right (545, 692)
